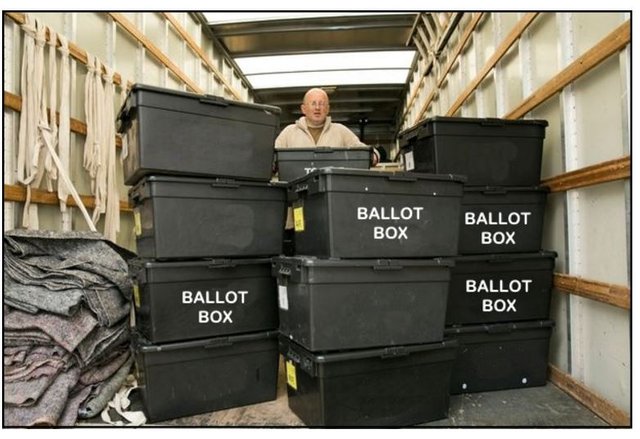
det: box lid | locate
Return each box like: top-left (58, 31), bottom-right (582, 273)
top-left (288, 167), bottom-right (467, 185)
top-left (463, 186), bottom-right (550, 194)
top-left (135, 330), bottom-right (278, 353)
top-left (125, 83), bottom-right (281, 114)
top-left (445, 319), bottom-right (555, 336)
top-left (128, 175), bottom-right (287, 203)
top-left (273, 255), bottom-right (454, 269)
top-left (452, 251), bottom-right (557, 263)
top-left (399, 116), bottom-right (549, 143)
top-left (291, 338), bottom-right (459, 364)
top-left (130, 257), bottom-right (272, 284)
top-left (275, 146), bottom-right (372, 153)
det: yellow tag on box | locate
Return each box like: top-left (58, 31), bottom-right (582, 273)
top-left (132, 284), bottom-right (141, 309)
top-left (286, 360), bottom-right (298, 390)
top-left (293, 206), bottom-right (305, 232)
top-left (133, 210), bottom-right (142, 236)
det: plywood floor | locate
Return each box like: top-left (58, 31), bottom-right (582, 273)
top-left (84, 358), bottom-right (608, 428)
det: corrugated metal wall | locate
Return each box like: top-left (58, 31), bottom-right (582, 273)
top-left (399, 11), bottom-right (630, 421)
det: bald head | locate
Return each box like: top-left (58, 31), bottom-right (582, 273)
top-left (301, 88), bottom-right (330, 126)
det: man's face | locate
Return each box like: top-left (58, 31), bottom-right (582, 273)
top-left (301, 91), bottom-right (330, 126)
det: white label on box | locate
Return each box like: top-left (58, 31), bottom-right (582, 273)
top-left (404, 151), bottom-right (415, 171)
top-left (278, 285), bottom-right (289, 310)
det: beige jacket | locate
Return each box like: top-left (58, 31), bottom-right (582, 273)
top-left (275, 116), bottom-right (365, 148)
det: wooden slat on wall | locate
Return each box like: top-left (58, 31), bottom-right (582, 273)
top-left (161, 12), bottom-right (241, 101)
top-left (505, 20), bottom-right (631, 120)
top-left (548, 364), bottom-right (630, 426)
top-left (108, 12), bottom-right (203, 94)
top-left (446, 13), bottom-right (539, 117)
top-left (412, 13), bottom-right (484, 123)
top-left (4, 91), bottom-right (123, 148)
top-left (554, 273), bottom-right (630, 310)
top-left (541, 156), bottom-right (630, 193)
top-left (4, 184), bottom-right (133, 212)
top-left (5, 12), bottom-right (129, 88)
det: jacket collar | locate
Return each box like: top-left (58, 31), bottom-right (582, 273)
top-left (296, 116), bottom-right (332, 133)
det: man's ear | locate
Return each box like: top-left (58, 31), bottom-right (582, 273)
top-left (300, 103), bottom-right (305, 115)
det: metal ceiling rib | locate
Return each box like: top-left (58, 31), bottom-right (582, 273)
top-left (204, 12), bottom-right (423, 147)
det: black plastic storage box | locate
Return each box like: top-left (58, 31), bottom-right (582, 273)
top-left (274, 256), bottom-right (453, 352)
top-left (130, 258), bottom-right (278, 343)
top-left (289, 168), bottom-right (466, 258)
top-left (446, 251), bottom-right (556, 326)
top-left (445, 320), bottom-right (554, 394)
top-left (129, 176), bottom-right (286, 259)
top-left (398, 116), bottom-right (548, 186)
top-left (134, 330), bottom-right (278, 423)
top-left (459, 186), bottom-right (548, 254)
top-left (275, 147), bottom-right (372, 182)
top-left (117, 84), bottom-right (281, 185)
top-left (280, 336), bottom-right (458, 426)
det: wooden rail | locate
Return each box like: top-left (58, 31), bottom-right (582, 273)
top-left (4, 184), bottom-right (132, 213)
top-left (505, 20), bottom-right (631, 119)
top-left (108, 12), bottom-right (203, 94)
top-left (554, 273), bottom-right (630, 310)
top-left (541, 156), bottom-right (630, 193)
top-left (410, 13), bottom-right (484, 123)
top-left (161, 12), bottom-right (242, 100)
top-left (446, 13), bottom-right (539, 116)
top-left (4, 91), bottom-right (123, 148)
top-left (5, 12), bottom-right (129, 88)
top-left (548, 364), bottom-right (630, 426)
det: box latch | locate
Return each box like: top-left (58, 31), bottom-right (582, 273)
top-left (380, 346), bottom-right (409, 359)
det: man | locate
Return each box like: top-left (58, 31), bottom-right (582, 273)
top-left (275, 88), bottom-right (378, 255)
top-left (275, 88), bottom-right (372, 151)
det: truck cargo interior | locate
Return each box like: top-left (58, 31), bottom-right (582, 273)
top-left (2, 10), bottom-right (632, 428)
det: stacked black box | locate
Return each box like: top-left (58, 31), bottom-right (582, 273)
top-left (399, 116), bottom-right (556, 395)
top-left (274, 167), bottom-right (465, 426)
top-left (117, 84), bottom-right (286, 422)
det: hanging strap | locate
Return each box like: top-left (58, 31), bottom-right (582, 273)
top-left (102, 64), bottom-right (120, 242)
top-left (90, 57), bottom-right (107, 225)
top-left (16, 15), bottom-right (95, 231)
top-left (99, 376), bottom-right (146, 426)
top-left (20, 17), bottom-right (47, 229)
top-left (57, 34), bottom-right (71, 212)
top-left (119, 82), bottom-right (129, 162)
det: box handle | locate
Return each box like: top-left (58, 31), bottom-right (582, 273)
top-left (129, 191), bottom-right (141, 205)
top-left (380, 346), bottom-right (409, 359)
top-left (372, 264), bottom-right (403, 271)
top-left (199, 95), bottom-right (230, 107)
top-left (207, 259), bottom-right (237, 269)
top-left (314, 147), bottom-right (334, 153)
top-left (481, 118), bottom-right (506, 127)
top-left (204, 337), bottom-right (232, 349)
top-left (487, 255), bottom-right (515, 264)
top-left (210, 180), bottom-right (241, 189)
top-left (386, 175), bottom-right (418, 183)
top-left (278, 266), bottom-right (292, 276)
top-left (481, 187), bottom-right (508, 195)
top-left (486, 323), bottom-right (515, 334)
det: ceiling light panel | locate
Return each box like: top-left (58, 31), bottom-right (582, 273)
top-left (246, 69), bottom-right (409, 89)
top-left (236, 51), bottom-right (416, 75)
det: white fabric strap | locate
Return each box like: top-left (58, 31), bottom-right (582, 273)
top-left (102, 64), bottom-right (120, 242)
top-left (100, 377), bottom-right (146, 426)
top-left (20, 17), bottom-right (47, 229)
top-left (16, 15), bottom-right (95, 231)
top-left (57, 34), bottom-right (71, 212)
top-left (119, 82), bottom-right (129, 161)
top-left (43, 27), bottom-right (59, 191)
top-left (90, 57), bottom-right (107, 225)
